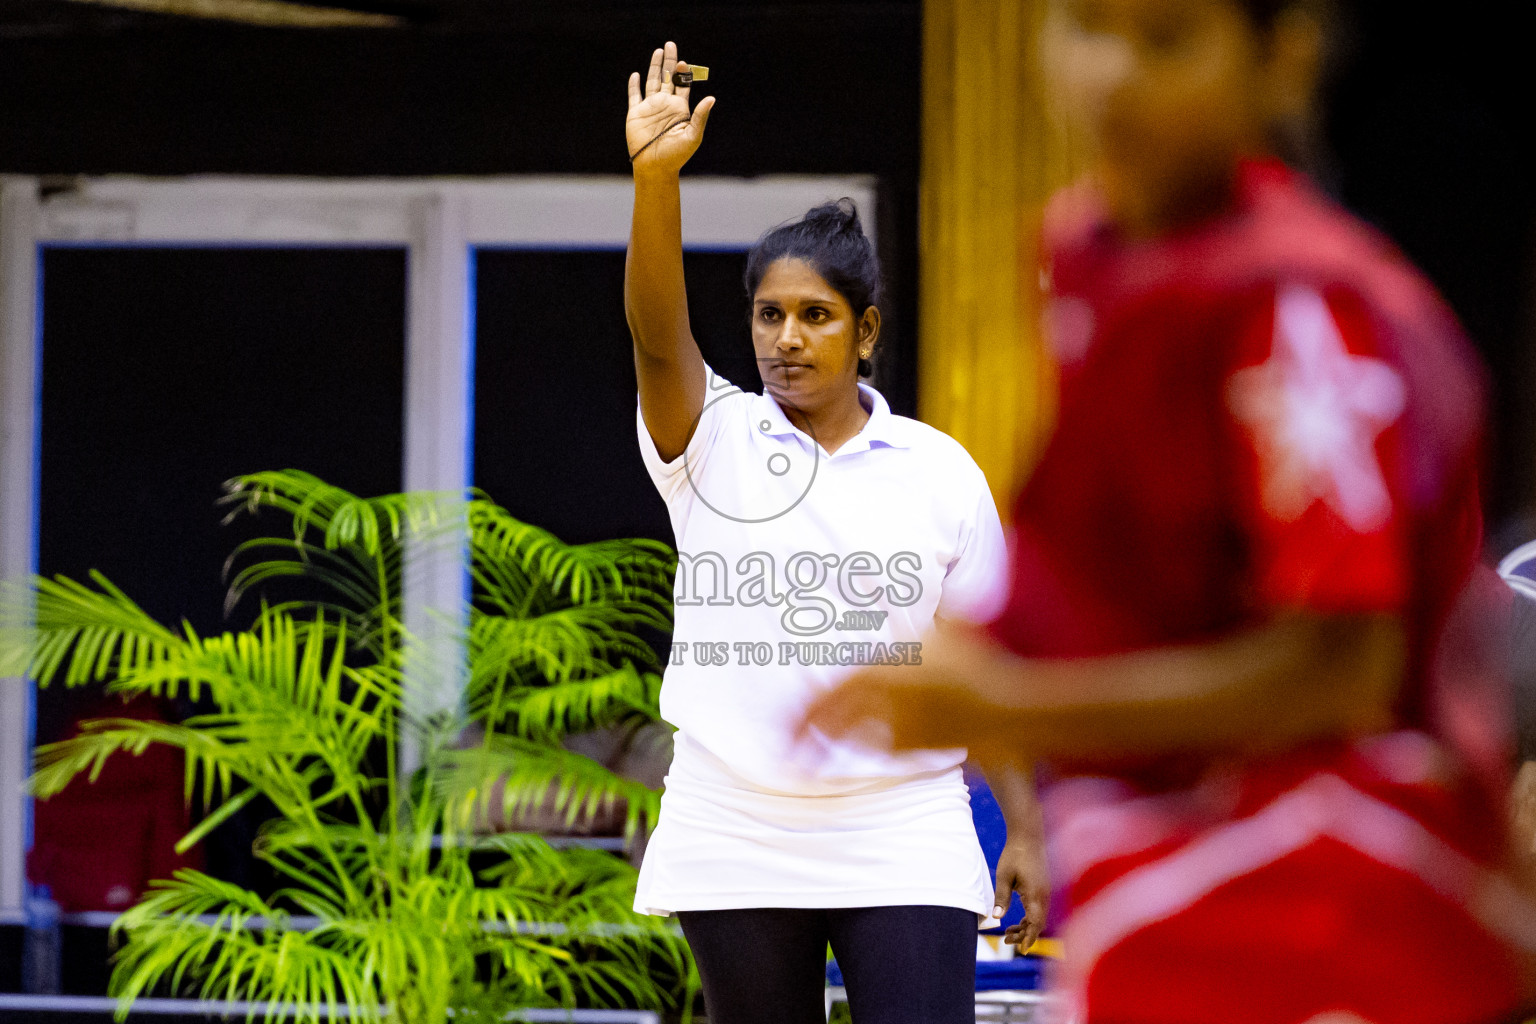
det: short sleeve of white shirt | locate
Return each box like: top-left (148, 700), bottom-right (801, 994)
top-left (635, 365), bottom-right (744, 505)
top-left (935, 471), bottom-right (1009, 625)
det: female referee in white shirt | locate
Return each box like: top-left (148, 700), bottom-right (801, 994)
top-left (624, 42), bottom-right (1048, 1024)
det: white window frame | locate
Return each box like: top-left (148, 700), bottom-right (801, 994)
top-left (0, 173), bottom-right (876, 919)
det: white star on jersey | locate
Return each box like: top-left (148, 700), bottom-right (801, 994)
top-left (1227, 285), bottom-right (1406, 532)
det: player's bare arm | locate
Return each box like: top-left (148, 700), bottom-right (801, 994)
top-left (625, 40), bottom-right (715, 462)
top-left (801, 613), bottom-right (1404, 766)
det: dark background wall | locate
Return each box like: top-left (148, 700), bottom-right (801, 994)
top-left (1323, 1), bottom-right (1536, 541)
top-left (4, 0), bottom-right (1530, 504)
top-left (0, 0), bottom-right (1532, 640)
top-left (1, 0), bottom-right (929, 638)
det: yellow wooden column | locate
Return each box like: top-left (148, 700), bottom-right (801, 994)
top-left (919, 0), bottom-right (1083, 512)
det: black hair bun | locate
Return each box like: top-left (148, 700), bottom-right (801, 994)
top-left (800, 198), bottom-right (862, 236)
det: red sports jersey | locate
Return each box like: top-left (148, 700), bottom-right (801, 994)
top-left (990, 160), bottom-right (1529, 1023)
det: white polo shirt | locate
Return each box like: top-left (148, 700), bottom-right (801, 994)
top-left (639, 366), bottom-right (1008, 796)
top-left (632, 367), bottom-right (1006, 916)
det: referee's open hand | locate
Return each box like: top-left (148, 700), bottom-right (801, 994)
top-left (626, 41), bottom-right (715, 173)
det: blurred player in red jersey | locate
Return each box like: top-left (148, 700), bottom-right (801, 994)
top-left (802, 0), bottom-right (1536, 1020)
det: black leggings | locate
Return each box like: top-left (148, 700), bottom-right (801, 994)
top-left (677, 905), bottom-right (977, 1024)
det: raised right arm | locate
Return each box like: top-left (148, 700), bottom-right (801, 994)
top-left (625, 42), bottom-right (715, 462)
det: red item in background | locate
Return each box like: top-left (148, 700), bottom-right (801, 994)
top-left (27, 696), bottom-right (202, 912)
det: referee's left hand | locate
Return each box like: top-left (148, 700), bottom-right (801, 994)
top-left (994, 837), bottom-right (1050, 951)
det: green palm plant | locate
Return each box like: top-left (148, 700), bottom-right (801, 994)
top-left (0, 469), bottom-right (692, 1024)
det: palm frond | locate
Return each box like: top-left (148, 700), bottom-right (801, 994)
top-left (433, 736), bottom-right (661, 841)
top-left (34, 717), bottom-right (337, 848)
top-left (469, 666), bottom-right (660, 742)
top-left (250, 820), bottom-right (373, 909)
top-left (4, 572), bottom-right (184, 689)
top-left (221, 470), bottom-right (463, 558)
top-left (111, 872), bottom-right (382, 1024)
top-left (30, 719), bottom-right (178, 800)
top-left (468, 501), bottom-right (674, 609)
top-left (468, 605), bottom-right (652, 686)
top-left (223, 538), bottom-right (388, 620)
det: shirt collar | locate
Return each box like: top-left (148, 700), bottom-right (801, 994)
top-left (753, 382), bottom-right (913, 456)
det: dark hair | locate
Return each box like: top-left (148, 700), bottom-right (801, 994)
top-left (1231, 0), bottom-right (1342, 59)
top-left (1234, 0), bottom-right (1300, 25)
top-left (744, 198), bottom-right (882, 378)
top-left (1233, 0), bottom-right (1345, 186)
